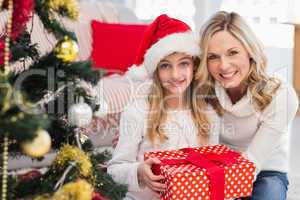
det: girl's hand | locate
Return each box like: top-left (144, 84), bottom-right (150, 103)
top-left (137, 157), bottom-right (166, 194)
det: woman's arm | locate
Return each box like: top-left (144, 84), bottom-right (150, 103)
top-left (245, 84), bottom-right (299, 172)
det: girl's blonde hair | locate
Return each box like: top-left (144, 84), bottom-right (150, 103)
top-left (147, 56), bottom-right (210, 147)
top-left (196, 11), bottom-right (280, 115)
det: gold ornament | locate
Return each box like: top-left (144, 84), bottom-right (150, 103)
top-left (34, 180), bottom-right (93, 200)
top-left (54, 36), bottom-right (79, 62)
top-left (46, 0), bottom-right (79, 20)
top-left (21, 129), bottom-right (52, 158)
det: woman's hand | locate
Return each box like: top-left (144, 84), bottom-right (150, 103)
top-left (137, 157), bottom-right (166, 194)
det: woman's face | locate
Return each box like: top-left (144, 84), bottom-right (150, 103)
top-left (157, 52), bottom-right (194, 96)
top-left (207, 30), bottom-right (251, 89)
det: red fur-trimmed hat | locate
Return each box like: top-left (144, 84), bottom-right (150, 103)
top-left (126, 14), bottom-right (200, 80)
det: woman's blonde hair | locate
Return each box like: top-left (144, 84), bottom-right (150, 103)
top-left (147, 56), bottom-right (210, 147)
top-left (196, 11), bottom-right (280, 115)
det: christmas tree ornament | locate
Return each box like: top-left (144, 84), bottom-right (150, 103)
top-left (68, 97), bottom-right (92, 127)
top-left (21, 129), bottom-right (51, 158)
top-left (92, 191), bottom-right (106, 200)
top-left (54, 36), bottom-right (79, 62)
top-left (19, 170), bottom-right (42, 183)
top-left (35, 179), bottom-right (93, 200)
top-left (46, 0), bottom-right (79, 20)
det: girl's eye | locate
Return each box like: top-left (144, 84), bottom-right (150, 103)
top-left (180, 61), bottom-right (191, 67)
top-left (159, 63), bottom-right (170, 69)
top-left (228, 50), bottom-right (238, 56)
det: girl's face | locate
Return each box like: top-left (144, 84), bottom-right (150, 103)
top-left (207, 30), bottom-right (251, 89)
top-left (157, 53), bottom-right (194, 96)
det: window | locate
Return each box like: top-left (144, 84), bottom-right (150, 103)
top-left (287, 0), bottom-right (300, 23)
top-left (220, 0), bottom-right (293, 48)
top-left (133, 0), bottom-right (196, 29)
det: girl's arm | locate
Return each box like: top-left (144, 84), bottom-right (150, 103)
top-left (107, 103), bottom-right (145, 191)
top-left (245, 84), bottom-right (299, 172)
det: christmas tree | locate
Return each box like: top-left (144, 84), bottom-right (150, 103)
top-left (0, 0), bottom-right (127, 199)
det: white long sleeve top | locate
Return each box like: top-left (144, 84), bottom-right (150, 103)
top-left (215, 80), bottom-right (299, 174)
top-left (107, 98), bottom-right (220, 200)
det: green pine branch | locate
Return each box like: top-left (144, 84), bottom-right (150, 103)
top-left (10, 31), bottom-right (40, 63)
top-left (34, 0), bottom-right (77, 41)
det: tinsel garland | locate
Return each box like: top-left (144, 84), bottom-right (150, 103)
top-left (9, 144), bottom-right (127, 200)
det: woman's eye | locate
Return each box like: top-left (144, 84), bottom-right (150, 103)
top-left (229, 50), bottom-right (238, 56)
top-left (207, 55), bottom-right (218, 60)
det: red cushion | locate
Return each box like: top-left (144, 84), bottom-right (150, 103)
top-left (91, 20), bottom-right (148, 74)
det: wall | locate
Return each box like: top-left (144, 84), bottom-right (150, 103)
top-left (294, 26), bottom-right (300, 115)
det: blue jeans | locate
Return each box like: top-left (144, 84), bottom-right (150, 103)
top-left (237, 170), bottom-right (289, 200)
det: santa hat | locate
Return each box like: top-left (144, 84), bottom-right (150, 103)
top-left (126, 14), bottom-right (200, 81)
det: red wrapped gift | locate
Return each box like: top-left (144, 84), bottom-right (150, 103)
top-left (144, 145), bottom-right (256, 200)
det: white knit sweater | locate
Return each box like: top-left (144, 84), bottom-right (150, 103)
top-left (107, 98), bottom-right (220, 200)
top-left (215, 80), bottom-right (299, 174)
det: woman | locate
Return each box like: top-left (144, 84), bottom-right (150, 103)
top-left (107, 14), bottom-right (220, 200)
top-left (196, 11), bottom-right (299, 200)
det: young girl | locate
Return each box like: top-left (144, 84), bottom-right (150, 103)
top-left (197, 11), bottom-right (299, 200)
top-left (107, 14), bottom-right (220, 200)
